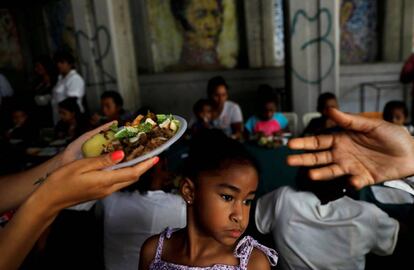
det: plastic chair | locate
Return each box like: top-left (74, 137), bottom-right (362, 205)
top-left (282, 112), bottom-right (298, 136)
top-left (302, 112), bottom-right (321, 128)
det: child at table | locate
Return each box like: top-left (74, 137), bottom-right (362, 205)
top-left (139, 129), bottom-right (278, 270)
top-left (245, 95), bottom-right (288, 137)
top-left (190, 98), bottom-right (214, 135)
top-left (55, 97), bottom-right (89, 142)
top-left (383, 101), bottom-right (414, 135)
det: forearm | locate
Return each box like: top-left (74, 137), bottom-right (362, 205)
top-left (0, 190), bottom-right (58, 270)
top-left (0, 153), bottom-right (63, 213)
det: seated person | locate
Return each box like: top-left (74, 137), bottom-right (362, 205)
top-left (254, 169), bottom-right (401, 270)
top-left (90, 91), bottom-right (133, 127)
top-left (4, 106), bottom-right (37, 146)
top-left (55, 97), bottom-right (89, 142)
top-left (100, 155), bottom-right (186, 270)
top-left (206, 76), bottom-right (243, 139)
top-left (245, 94), bottom-right (288, 137)
top-left (302, 92), bottom-right (340, 136)
top-left (190, 98), bottom-right (213, 135)
top-left (383, 100), bottom-right (414, 135)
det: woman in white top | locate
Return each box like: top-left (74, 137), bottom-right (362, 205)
top-left (207, 76), bottom-right (243, 139)
top-left (100, 155), bottom-right (186, 270)
top-left (52, 51), bottom-right (85, 124)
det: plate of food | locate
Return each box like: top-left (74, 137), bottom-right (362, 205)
top-left (81, 112), bottom-right (187, 170)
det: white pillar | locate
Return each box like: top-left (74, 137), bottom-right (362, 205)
top-left (287, 0), bottom-right (340, 128)
top-left (70, 0), bottom-right (140, 112)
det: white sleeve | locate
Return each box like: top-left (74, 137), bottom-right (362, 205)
top-left (371, 207), bottom-right (400, 255)
top-left (230, 103), bottom-right (243, 123)
top-left (66, 74), bottom-right (85, 98)
top-left (255, 188), bottom-right (283, 234)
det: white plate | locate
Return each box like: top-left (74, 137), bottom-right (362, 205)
top-left (105, 115), bottom-right (187, 170)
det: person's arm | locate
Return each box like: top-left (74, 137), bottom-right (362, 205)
top-left (0, 151), bottom-right (158, 270)
top-left (287, 109), bottom-right (414, 189)
top-left (0, 121), bottom-right (116, 213)
top-left (400, 54), bottom-right (414, 84)
top-left (139, 234), bottom-right (159, 270)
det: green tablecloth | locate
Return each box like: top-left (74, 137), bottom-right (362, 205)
top-left (244, 144), bottom-right (301, 197)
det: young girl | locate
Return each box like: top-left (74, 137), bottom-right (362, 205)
top-left (55, 97), bottom-right (89, 142)
top-left (139, 129), bottom-right (278, 269)
top-left (245, 95), bottom-right (288, 137)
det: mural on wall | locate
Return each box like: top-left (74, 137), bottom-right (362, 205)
top-left (147, 0), bottom-right (239, 72)
top-left (0, 10), bottom-right (24, 70)
top-left (340, 0), bottom-right (378, 64)
top-left (273, 0), bottom-right (285, 67)
top-left (44, 0), bottom-right (76, 54)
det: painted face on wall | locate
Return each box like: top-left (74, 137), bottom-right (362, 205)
top-left (185, 0), bottom-right (223, 50)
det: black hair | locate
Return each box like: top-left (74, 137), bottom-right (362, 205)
top-left (101, 90), bottom-right (124, 108)
top-left (193, 98), bottom-right (213, 114)
top-left (184, 129), bottom-right (259, 181)
top-left (207, 76), bottom-right (228, 97)
top-left (256, 84), bottom-right (277, 110)
top-left (170, 0), bottom-right (223, 31)
top-left (53, 50), bottom-right (75, 67)
top-left (316, 92), bottom-right (337, 113)
top-left (295, 167), bottom-right (357, 204)
top-left (383, 100), bottom-right (408, 123)
top-left (58, 97), bottom-right (82, 118)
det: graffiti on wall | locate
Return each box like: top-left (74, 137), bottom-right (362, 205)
top-left (340, 0), bottom-right (378, 64)
top-left (147, 0), bottom-right (239, 72)
top-left (75, 25), bottom-right (116, 88)
top-left (290, 8), bottom-right (335, 84)
top-left (0, 10), bottom-right (24, 70)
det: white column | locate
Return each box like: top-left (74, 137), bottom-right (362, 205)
top-left (70, 0), bottom-right (140, 112)
top-left (287, 0), bottom-right (340, 128)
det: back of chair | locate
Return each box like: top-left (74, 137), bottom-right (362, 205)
top-left (282, 112), bottom-right (298, 136)
top-left (302, 112), bottom-right (321, 128)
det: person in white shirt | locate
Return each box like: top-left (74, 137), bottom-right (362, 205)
top-left (207, 76), bottom-right (243, 138)
top-left (52, 51), bottom-right (85, 124)
top-left (100, 156), bottom-right (186, 270)
top-left (255, 171), bottom-right (400, 270)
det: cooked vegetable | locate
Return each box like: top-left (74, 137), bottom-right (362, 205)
top-left (82, 131), bottom-right (115, 157)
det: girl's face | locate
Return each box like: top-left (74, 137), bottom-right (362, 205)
top-left (260, 101), bottom-right (276, 120)
top-left (211, 85), bottom-right (228, 108)
top-left (391, 108), bottom-right (406, 125)
top-left (58, 107), bottom-right (75, 123)
top-left (187, 164), bottom-right (258, 246)
top-left (101, 97), bottom-right (120, 119)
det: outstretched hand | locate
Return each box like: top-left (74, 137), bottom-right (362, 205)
top-left (35, 150), bottom-right (159, 212)
top-left (287, 109), bottom-right (414, 189)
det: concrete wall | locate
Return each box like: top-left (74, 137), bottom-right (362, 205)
top-left (340, 62), bottom-right (407, 113)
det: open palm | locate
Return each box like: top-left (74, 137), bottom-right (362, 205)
top-left (288, 109), bottom-right (414, 189)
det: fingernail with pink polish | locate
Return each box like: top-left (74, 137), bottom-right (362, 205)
top-left (110, 150), bottom-right (124, 161)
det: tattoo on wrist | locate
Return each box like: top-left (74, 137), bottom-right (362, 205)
top-left (34, 173), bottom-right (50, 186)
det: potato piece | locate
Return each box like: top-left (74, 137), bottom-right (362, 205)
top-left (82, 131), bottom-right (115, 157)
